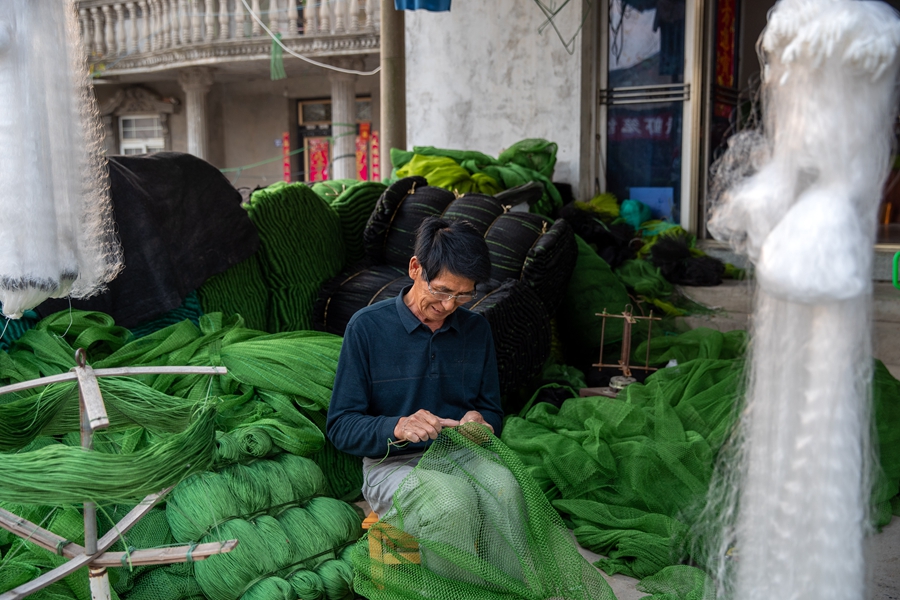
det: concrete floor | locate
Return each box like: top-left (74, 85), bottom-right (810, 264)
top-left (680, 271), bottom-right (900, 379)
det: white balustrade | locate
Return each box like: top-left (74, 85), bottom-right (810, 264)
top-left (75, 0), bottom-right (380, 61)
top-left (218, 0), bottom-right (229, 40)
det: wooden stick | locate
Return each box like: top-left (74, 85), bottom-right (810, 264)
top-left (0, 509), bottom-right (237, 566)
top-left (0, 366), bottom-right (227, 397)
top-left (0, 552), bottom-right (95, 600)
top-left (102, 539), bottom-right (239, 567)
top-left (0, 508), bottom-right (81, 557)
top-left (0, 487), bottom-right (173, 600)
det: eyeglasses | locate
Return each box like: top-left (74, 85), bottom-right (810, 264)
top-left (426, 281), bottom-right (476, 304)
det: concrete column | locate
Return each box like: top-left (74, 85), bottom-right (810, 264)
top-left (380, 0), bottom-right (405, 177)
top-left (178, 67), bottom-right (214, 159)
top-left (329, 64), bottom-right (359, 181)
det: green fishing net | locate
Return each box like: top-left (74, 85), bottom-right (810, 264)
top-left (352, 423), bottom-right (617, 600)
top-left (557, 235), bottom-right (631, 351)
top-left (395, 155), bottom-right (503, 197)
top-left (198, 254), bottom-right (270, 332)
top-left (323, 181), bottom-right (387, 267)
top-left (389, 139), bottom-right (562, 216)
top-left (500, 327), bottom-right (900, 591)
top-left (244, 182), bottom-right (345, 332)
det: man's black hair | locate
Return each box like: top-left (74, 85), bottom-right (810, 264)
top-left (414, 217), bottom-right (492, 284)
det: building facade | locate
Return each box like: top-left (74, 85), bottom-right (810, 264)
top-left (80, 0), bottom-right (382, 191)
top-left (403, 0), bottom-right (900, 252)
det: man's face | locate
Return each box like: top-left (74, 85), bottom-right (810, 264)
top-left (406, 256), bottom-right (476, 326)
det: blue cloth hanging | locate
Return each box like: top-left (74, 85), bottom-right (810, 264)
top-left (394, 0), bottom-right (451, 10)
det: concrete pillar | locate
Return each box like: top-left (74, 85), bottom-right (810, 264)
top-left (178, 67), bottom-right (214, 159)
top-left (329, 65), bottom-right (359, 181)
top-left (380, 0), bottom-right (406, 177)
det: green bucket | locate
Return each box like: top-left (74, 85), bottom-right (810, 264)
top-left (894, 251), bottom-right (900, 290)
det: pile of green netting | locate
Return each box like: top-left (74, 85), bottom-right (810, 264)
top-left (500, 327), bottom-right (900, 599)
top-left (198, 182), bottom-right (348, 333)
top-left (390, 139), bottom-right (562, 216)
top-left (353, 423), bottom-right (618, 600)
top-left (0, 308), bottom-right (369, 600)
top-left (311, 180), bottom-right (388, 266)
top-left (560, 194), bottom-right (745, 322)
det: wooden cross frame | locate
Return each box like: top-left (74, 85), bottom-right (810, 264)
top-left (0, 350), bottom-right (238, 600)
top-left (593, 305), bottom-right (663, 378)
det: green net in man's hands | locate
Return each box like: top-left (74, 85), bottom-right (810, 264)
top-left (352, 423), bottom-right (616, 600)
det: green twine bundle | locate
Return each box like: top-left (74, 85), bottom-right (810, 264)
top-left (215, 431), bottom-right (243, 463)
top-left (0, 408), bottom-right (216, 505)
top-left (0, 377), bottom-right (201, 452)
top-left (218, 331), bottom-right (342, 409)
top-left (194, 519), bottom-right (279, 600)
top-left (166, 455), bottom-right (326, 543)
top-left (193, 502), bottom-right (361, 600)
top-left (276, 508), bottom-right (335, 568)
top-left (166, 471), bottom-right (242, 543)
top-left (272, 454), bottom-right (327, 507)
top-left (306, 442), bottom-right (364, 503)
top-left (315, 558), bottom-right (355, 600)
top-left (286, 569), bottom-right (325, 599)
top-left (303, 498), bottom-right (363, 549)
top-left (325, 181), bottom-right (388, 266)
top-left (244, 183), bottom-right (345, 332)
top-left (244, 577), bottom-right (293, 600)
top-left (311, 180), bottom-right (359, 202)
top-left (197, 254), bottom-right (270, 333)
top-left (236, 427), bottom-right (274, 457)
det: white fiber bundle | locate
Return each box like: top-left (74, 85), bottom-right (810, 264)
top-left (0, 1), bottom-right (122, 319)
top-left (703, 2), bottom-right (900, 600)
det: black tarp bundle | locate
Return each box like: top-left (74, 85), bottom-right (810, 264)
top-left (34, 153), bottom-right (259, 328)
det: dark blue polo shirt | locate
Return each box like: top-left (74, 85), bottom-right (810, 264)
top-left (326, 286), bottom-right (503, 458)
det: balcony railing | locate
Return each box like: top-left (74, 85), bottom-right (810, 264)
top-left (77, 0), bottom-right (379, 72)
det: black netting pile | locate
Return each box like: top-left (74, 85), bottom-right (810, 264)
top-left (314, 265), bottom-right (410, 335)
top-left (469, 280), bottom-right (552, 408)
top-left (316, 177), bottom-right (577, 397)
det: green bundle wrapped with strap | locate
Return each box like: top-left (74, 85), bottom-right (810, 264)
top-left (352, 424), bottom-right (617, 600)
top-left (326, 181), bottom-right (388, 267)
top-left (198, 254), bottom-right (270, 332)
top-left (244, 182), bottom-right (345, 332)
top-left (311, 179), bottom-right (359, 203)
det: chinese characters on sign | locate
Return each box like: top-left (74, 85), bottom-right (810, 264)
top-left (371, 131), bottom-right (380, 182)
top-left (282, 131), bottom-right (291, 182)
top-left (306, 137), bottom-right (330, 182)
top-left (608, 111), bottom-right (675, 142)
top-left (356, 123), bottom-right (370, 181)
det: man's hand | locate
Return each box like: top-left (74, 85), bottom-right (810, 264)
top-left (459, 410), bottom-right (494, 434)
top-left (394, 409), bottom-right (459, 443)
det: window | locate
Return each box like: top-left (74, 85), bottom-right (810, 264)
top-left (119, 114), bottom-right (165, 155)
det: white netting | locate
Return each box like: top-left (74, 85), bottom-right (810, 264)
top-left (0, 0), bottom-right (122, 319)
top-left (702, 2), bottom-right (900, 600)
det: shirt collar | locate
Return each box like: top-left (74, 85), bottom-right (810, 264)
top-left (396, 285), bottom-right (461, 334)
